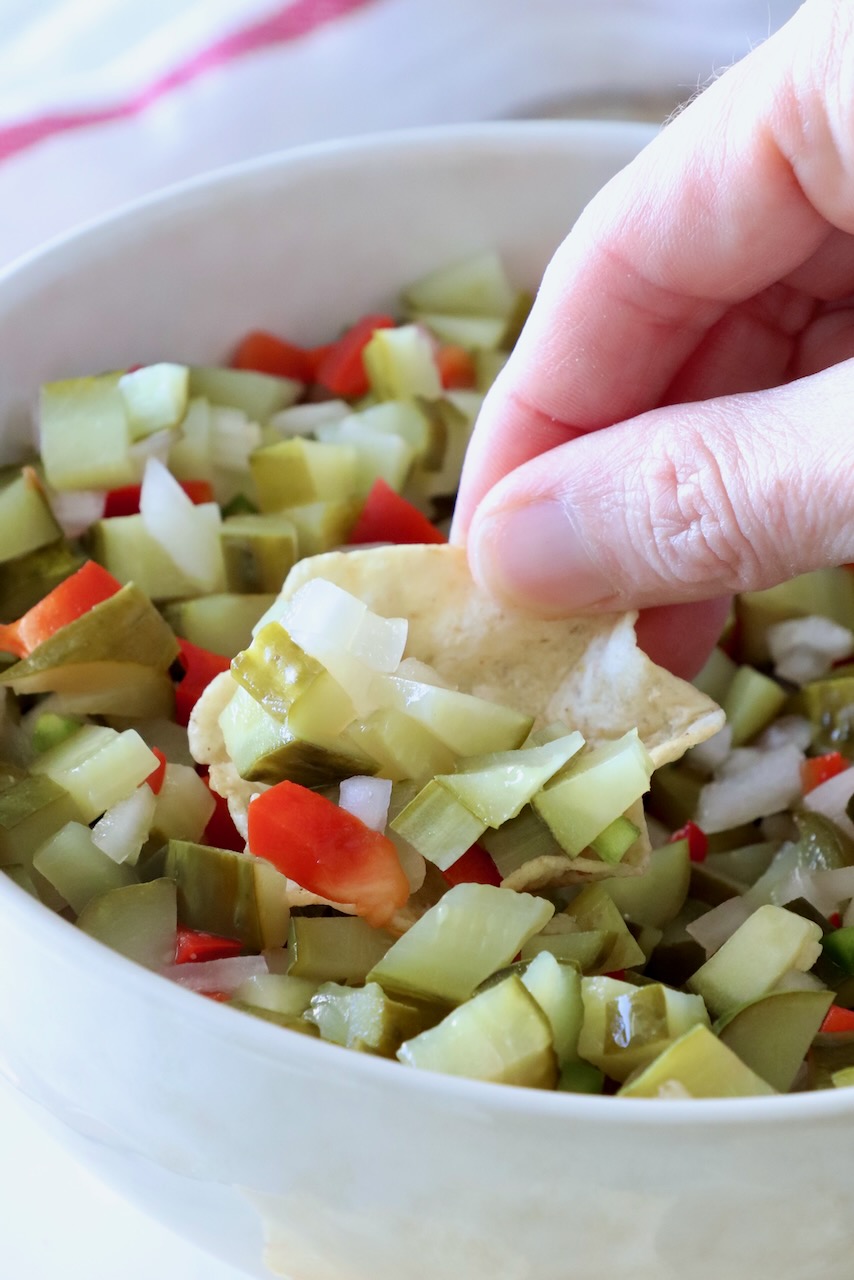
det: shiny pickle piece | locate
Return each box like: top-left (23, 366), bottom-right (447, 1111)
top-left (434, 731), bottom-right (584, 829)
top-left (397, 975), bottom-right (558, 1089)
top-left (250, 438), bottom-right (357, 512)
top-left (220, 513), bottom-right (298, 594)
top-left (402, 250), bottom-right (517, 320)
top-left (305, 981), bottom-right (442, 1056)
top-left (0, 582), bottom-right (179, 687)
top-left (232, 973), bottom-right (318, 1018)
top-left (618, 1024), bottom-right (777, 1098)
top-left (687, 905), bottom-right (823, 1019)
top-left (164, 839), bottom-right (289, 951)
top-left (692, 647), bottom-right (737, 705)
top-left (348, 707), bottom-right (457, 783)
top-left (0, 774), bottom-right (84, 868)
top-left (480, 806), bottom-right (563, 881)
top-left (589, 813), bottom-right (641, 865)
top-left (0, 467), bottom-right (61, 564)
top-left (579, 976), bottom-right (709, 1080)
top-left (367, 883), bottom-right (554, 1005)
top-left (533, 730), bottom-right (654, 857)
top-left (30, 725), bottom-right (157, 823)
top-left (283, 499), bottom-right (362, 557)
top-left (520, 950), bottom-right (584, 1065)
top-left (163, 593), bottom-right (275, 659)
top-left (520, 929), bottom-right (611, 973)
top-left (600, 838), bottom-right (691, 930)
top-left (118, 363), bottom-right (188, 437)
top-left (789, 811), bottom-right (854, 872)
top-left (188, 366), bottom-right (301, 422)
top-left (231, 622), bottom-right (327, 721)
top-left (562, 884), bottom-right (646, 974)
top-left (40, 374), bottom-right (137, 491)
top-left (76, 878), bottom-right (177, 970)
top-left (375, 675), bottom-right (533, 758)
top-left (389, 779), bottom-right (488, 871)
top-left (722, 665), bottom-right (787, 747)
top-left (219, 683), bottom-right (375, 786)
top-left (715, 988), bottom-right (834, 1091)
top-left (363, 326), bottom-right (442, 402)
top-left (799, 676), bottom-right (854, 758)
top-left (0, 539), bottom-right (83, 624)
top-left (32, 821), bottom-right (137, 914)
top-left (287, 916), bottom-right (395, 983)
top-left (229, 1002), bottom-right (321, 1035)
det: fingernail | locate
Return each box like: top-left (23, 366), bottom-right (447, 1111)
top-left (470, 499), bottom-right (613, 613)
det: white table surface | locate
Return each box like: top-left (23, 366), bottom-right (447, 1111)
top-left (0, 1074), bottom-right (244, 1280)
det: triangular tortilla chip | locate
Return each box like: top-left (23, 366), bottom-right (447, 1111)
top-left (278, 545), bottom-right (723, 766)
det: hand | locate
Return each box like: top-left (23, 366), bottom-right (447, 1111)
top-left (452, 0), bottom-right (854, 678)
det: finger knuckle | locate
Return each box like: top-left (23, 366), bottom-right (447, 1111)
top-left (637, 410), bottom-right (764, 592)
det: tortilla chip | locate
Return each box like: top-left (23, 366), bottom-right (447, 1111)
top-left (278, 545), bottom-right (724, 766)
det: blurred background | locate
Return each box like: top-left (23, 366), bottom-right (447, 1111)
top-left (1, 0), bottom-right (802, 270)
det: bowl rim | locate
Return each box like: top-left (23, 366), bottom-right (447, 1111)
top-left (2, 119), bottom-right (850, 1128)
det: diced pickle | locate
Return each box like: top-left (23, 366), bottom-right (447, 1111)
top-left (77, 878), bottom-right (177, 970)
top-left (283, 499), bottom-right (362, 556)
top-left (0, 467), bottom-right (61, 564)
top-left (348, 707), bottom-right (456, 783)
top-left (40, 375), bottom-right (136, 491)
top-left (305, 981), bottom-right (441, 1056)
top-left (188, 366), bottom-right (301, 422)
top-left (220, 513), bottom-right (298, 593)
top-left (163, 593), bottom-right (275, 658)
top-left (397, 975), bottom-right (558, 1089)
top-left (88, 510), bottom-right (227, 601)
top-left (389, 779), bottom-right (487, 871)
top-left (562, 884), bottom-right (646, 974)
top-left (0, 774), bottom-right (84, 868)
top-left (434, 732), bottom-right (583, 829)
top-left (251, 439), bottom-right (357, 511)
top-left (618, 1024), bottom-right (777, 1098)
top-left (33, 821), bottom-right (137, 913)
top-left (599, 838), bottom-right (691, 929)
top-left (722, 665), bottom-right (787, 747)
top-left (715, 989), bottom-right (834, 1091)
top-left (0, 539), bottom-right (84, 624)
top-left (164, 839), bottom-right (289, 951)
top-left (287, 916), bottom-right (395, 983)
top-left (231, 623), bottom-right (326, 721)
top-left (521, 951), bottom-right (583, 1064)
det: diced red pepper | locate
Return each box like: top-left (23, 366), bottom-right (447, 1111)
top-left (200, 990), bottom-right (232, 1002)
top-left (175, 927), bottom-right (244, 965)
top-left (232, 330), bottom-right (315, 383)
top-left (829, 911), bottom-right (843, 930)
top-left (436, 344), bottom-right (477, 390)
top-left (442, 842), bottom-right (502, 887)
top-left (314, 314), bottom-right (396, 398)
top-left (145, 748), bottom-right (168, 796)
top-left (605, 970), bottom-right (626, 982)
top-left (104, 479), bottom-right (214, 519)
top-left (801, 752), bottom-right (850, 794)
top-left (0, 561), bottom-right (122, 660)
top-left (247, 780), bottom-right (409, 929)
top-left (668, 820), bottom-right (708, 863)
top-left (820, 1005), bottom-right (854, 1034)
top-left (200, 775), bottom-right (245, 852)
top-left (348, 478), bottom-right (446, 547)
top-left (173, 640), bottom-right (231, 727)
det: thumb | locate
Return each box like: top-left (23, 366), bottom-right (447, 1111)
top-left (466, 360), bottom-right (854, 615)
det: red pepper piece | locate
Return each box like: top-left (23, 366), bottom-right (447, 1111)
top-left (801, 752), bottom-right (850, 794)
top-left (436, 344), bottom-right (477, 390)
top-left (0, 561), bottom-right (122, 660)
top-left (232, 330), bottom-right (315, 383)
top-left (821, 1005), bottom-right (854, 1034)
top-left (173, 640), bottom-right (231, 727)
top-left (348, 478), bottom-right (446, 547)
top-left (200, 990), bottom-right (232, 1002)
top-left (200, 776), bottom-right (245, 852)
top-left (668, 820), bottom-right (708, 863)
top-left (314, 315), bottom-right (396, 398)
top-left (175, 928), bottom-right (244, 965)
top-left (145, 748), bottom-right (168, 796)
top-left (442, 842), bottom-right (502, 887)
top-left (247, 780), bottom-right (409, 929)
top-left (104, 479), bottom-right (214, 519)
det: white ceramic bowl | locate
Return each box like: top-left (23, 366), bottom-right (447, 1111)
top-left (1, 122), bottom-right (852, 1280)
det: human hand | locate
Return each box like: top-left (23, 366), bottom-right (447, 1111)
top-left (453, 0), bottom-right (854, 678)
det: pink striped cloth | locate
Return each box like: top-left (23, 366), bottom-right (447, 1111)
top-left (0, 0), bottom-right (800, 270)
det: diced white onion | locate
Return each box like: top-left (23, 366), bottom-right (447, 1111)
top-left (802, 767), bottom-right (854, 839)
top-left (767, 615), bottom-right (854, 686)
top-left (338, 775), bottom-right (393, 832)
top-left (92, 784), bottom-right (157, 865)
top-left (395, 657), bottom-right (454, 689)
top-left (686, 896), bottom-right (752, 956)
top-left (139, 456), bottom-right (224, 589)
top-left (46, 487), bottom-right (106, 538)
top-left (132, 717), bottom-right (195, 767)
top-left (161, 954), bottom-right (268, 993)
top-left (210, 406), bottom-right (262, 473)
top-left (685, 724), bottom-right (732, 776)
top-left (348, 611), bottom-right (408, 673)
top-left (129, 427), bottom-right (173, 470)
top-left (756, 715), bottom-right (814, 753)
top-left (696, 743), bottom-right (804, 833)
top-left (283, 580), bottom-right (366, 653)
top-left (267, 400), bottom-right (351, 437)
top-left (782, 865), bottom-right (854, 918)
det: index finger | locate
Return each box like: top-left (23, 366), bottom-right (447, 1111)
top-left (453, 0), bottom-right (854, 537)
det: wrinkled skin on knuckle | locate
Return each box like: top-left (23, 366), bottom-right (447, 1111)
top-left (636, 408), bottom-right (767, 596)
